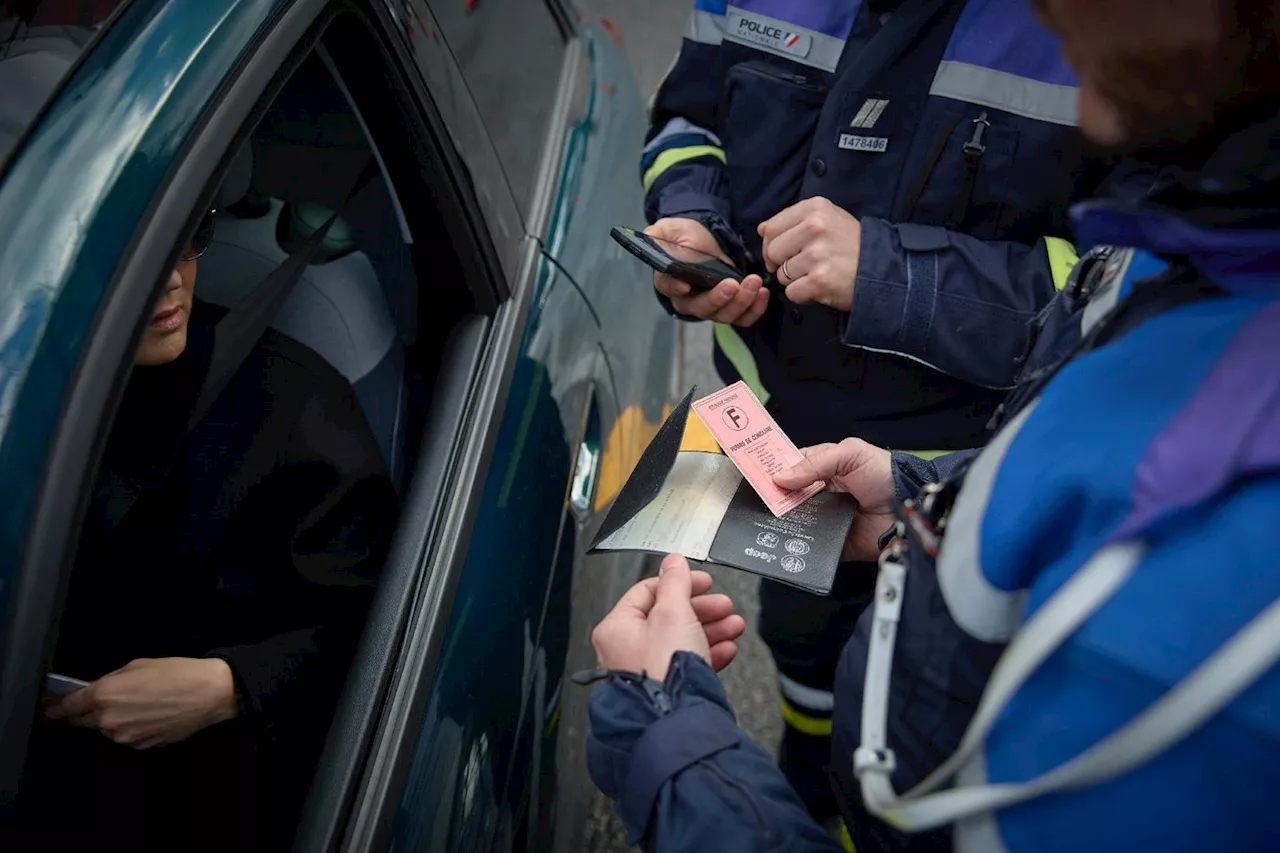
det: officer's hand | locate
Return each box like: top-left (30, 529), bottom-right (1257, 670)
top-left (592, 555), bottom-right (746, 681)
top-left (758, 197), bottom-right (861, 312)
top-left (645, 218), bottom-right (769, 327)
top-left (774, 439), bottom-right (895, 563)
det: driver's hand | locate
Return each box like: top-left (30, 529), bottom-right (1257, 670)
top-left (46, 657), bottom-right (239, 750)
top-left (646, 218), bottom-right (769, 327)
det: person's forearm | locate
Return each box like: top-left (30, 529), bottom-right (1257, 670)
top-left (844, 219), bottom-right (1066, 389)
top-left (588, 652), bottom-right (842, 851)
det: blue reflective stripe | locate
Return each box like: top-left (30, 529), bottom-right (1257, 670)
top-left (930, 61), bottom-right (1077, 126)
top-left (688, 6), bottom-right (726, 44)
top-left (645, 117), bottom-right (722, 154)
top-left (643, 134), bottom-right (717, 171)
top-left (694, 0), bottom-right (727, 13)
top-left (931, 0), bottom-right (1078, 125)
top-left (941, 0), bottom-right (1076, 86)
top-left (723, 3), bottom-right (851, 72)
top-left (729, 0), bottom-right (859, 40)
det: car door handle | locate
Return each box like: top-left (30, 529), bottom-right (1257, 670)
top-left (568, 404), bottom-right (600, 522)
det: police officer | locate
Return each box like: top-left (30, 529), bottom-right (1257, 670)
top-left (589, 0), bottom-right (1280, 849)
top-left (640, 0), bottom-right (1142, 817)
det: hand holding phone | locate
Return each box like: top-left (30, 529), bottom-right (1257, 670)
top-left (615, 220), bottom-right (775, 328)
top-left (611, 225), bottom-right (741, 292)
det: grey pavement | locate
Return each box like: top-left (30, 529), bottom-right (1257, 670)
top-left (574, 3), bottom-right (784, 850)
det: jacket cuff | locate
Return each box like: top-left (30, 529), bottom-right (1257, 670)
top-left (647, 209), bottom-right (747, 320)
top-left (652, 190), bottom-right (732, 230)
top-left (891, 449), bottom-right (981, 501)
top-left (205, 646), bottom-right (273, 734)
top-left (648, 203), bottom-right (747, 271)
top-left (845, 219), bottom-right (949, 356)
top-left (891, 451), bottom-right (940, 502)
top-left (587, 652), bottom-right (741, 844)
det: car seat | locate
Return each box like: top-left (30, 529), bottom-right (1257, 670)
top-left (199, 144), bottom-right (410, 489)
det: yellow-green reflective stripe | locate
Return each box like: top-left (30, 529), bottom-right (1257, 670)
top-left (642, 144), bottom-right (726, 193)
top-left (888, 448), bottom-right (951, 460)
top-left (779, 697), bottom-right (833, 736)
top-left (714, 323), bottom-right (770, 405)
top-left (840, 823), bottom-right (858, 853)
top-left (1045, 236), bottom-right (1079, 291)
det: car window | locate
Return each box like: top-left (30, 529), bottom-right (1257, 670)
top-left (11, 9), bottom-right (487, 849)
top-left (427, 0), bottom-right (567, 212)
top-left (0, 0), bottom-right (128, 168)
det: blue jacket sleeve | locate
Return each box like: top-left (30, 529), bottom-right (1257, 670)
top-left (891, 449), bottom-right (980, 500)
top-left (641, 7), bottom-right (748, 265)
top-left (843, 220), bottom-right (1070, 390)
top-left (587, 652), bottom-right (842, 852)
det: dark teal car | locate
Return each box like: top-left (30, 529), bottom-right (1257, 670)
top-left (0, 0), bottom-right (674, 848)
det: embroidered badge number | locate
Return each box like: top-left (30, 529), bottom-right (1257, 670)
top-left (839, 134), bottom-right (889, 153)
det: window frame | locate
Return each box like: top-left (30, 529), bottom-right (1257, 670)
top-left (417, 0), bottom-right (570, 219)
top-left (543, 0), bottom-right (576, 41)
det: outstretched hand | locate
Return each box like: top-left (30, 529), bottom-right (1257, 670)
top-left (592, 555), bottom-right (747, 681)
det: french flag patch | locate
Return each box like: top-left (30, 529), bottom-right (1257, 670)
top-left (783, 32), bottom-right (801, 48)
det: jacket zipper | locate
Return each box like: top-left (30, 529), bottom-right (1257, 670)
top-left (736, 61), bottom-right (826, 94)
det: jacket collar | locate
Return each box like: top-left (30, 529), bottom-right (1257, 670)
top-left (1073, 109), bottom-right (1280, 295)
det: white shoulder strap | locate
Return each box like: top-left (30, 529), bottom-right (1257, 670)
top-left (858, 541), bottom-right (1280, 832)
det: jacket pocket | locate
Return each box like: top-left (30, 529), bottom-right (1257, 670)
top-left (721, 61), bottom-right (827, 234)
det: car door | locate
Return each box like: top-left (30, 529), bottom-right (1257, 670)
top-left (392, 6), bottom-right (679, 850)
top-left (300, 2), bottom-right (616, 851)
top-left (382, 5), bottom-right (678, 851)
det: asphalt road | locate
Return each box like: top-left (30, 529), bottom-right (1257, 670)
top-left (572, 3), bottom-right (784, 850)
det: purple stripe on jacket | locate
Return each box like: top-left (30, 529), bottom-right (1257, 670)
top-left (942, 0), bottom-right (1077, 85)
top-left (1118, 298), bottom-right (1280, 540)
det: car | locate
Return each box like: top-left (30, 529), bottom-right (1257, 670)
top-left (0, 0), bottom-right (675, 849)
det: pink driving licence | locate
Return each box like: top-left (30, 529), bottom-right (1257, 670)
top-left (692, 382), bottom-right (822, 517)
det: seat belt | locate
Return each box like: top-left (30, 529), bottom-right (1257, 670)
top-left (186, 158), bottom-right (379, 433)
top-left (99, 160), bottom-right (380, 531)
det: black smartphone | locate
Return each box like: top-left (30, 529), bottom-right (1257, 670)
top-left (611, 225), bottom-right (741, 291)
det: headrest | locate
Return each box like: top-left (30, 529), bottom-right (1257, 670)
top-left (215, 142), bottom-right (253, 209)
top-left (279, 201), bottom-right (356, 257)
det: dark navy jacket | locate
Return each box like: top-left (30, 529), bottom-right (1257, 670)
top-left (643, 0), bottom-right (1147, 449)
top-left (599, 115), bottom-right (1280, 851)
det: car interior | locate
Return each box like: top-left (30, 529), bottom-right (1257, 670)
top-left (200, 49), bottom-right (424, 491)
top-left (11, 13), bottom-right (491, 845)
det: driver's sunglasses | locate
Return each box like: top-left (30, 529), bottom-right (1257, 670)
top-left (180, 210), bottom-right (217, 262)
